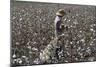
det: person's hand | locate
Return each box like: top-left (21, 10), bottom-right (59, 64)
top-left (65, 26), bottom-right (68, 31)
top-left (60, 24), bottom-right (65, 31)
top-left (60, 24), bottom-right (68, 31)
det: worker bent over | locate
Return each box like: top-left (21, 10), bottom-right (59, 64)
top-left (39, 9), bottom-right (66, 64)
top-left (54, 9), bottom-right (66, 37)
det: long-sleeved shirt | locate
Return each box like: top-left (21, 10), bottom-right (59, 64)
top-left (54, 16), bottom-right (62, 36)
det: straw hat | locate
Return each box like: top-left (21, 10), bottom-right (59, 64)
top-left (56, 9), bottom-right (66, 16)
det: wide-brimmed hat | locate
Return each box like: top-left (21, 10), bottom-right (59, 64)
top-left (56, 9), bottom-right (66, 16)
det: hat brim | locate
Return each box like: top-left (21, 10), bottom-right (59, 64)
top-left (56, 12), bottom-right (64, 16)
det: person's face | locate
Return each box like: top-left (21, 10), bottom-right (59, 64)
top-left (57, 15), bottom-right (63, 17)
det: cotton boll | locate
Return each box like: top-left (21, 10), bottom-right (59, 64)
top-left (90, 28), bottom-right (94, 31)
top-left (88, 57), bottom-right (95, 61)
top-left (12, 54), bottom-right (16, 58)
top-left (19, 60), bottom-right (22, 64)
top-left (17, 58), bottom-right (22, 64)
top-left (32, 47), bottom-right (38, 51)
top-left (15, 42), bottom-right (20, 45)
top-left (28, 46), bottom-right (31, 49)
top-left (33, 58), bottom-right (40, 64)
